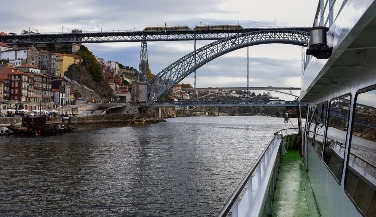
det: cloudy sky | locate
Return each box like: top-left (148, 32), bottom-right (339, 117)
top-left (0, 0), bottom-right (318, 98)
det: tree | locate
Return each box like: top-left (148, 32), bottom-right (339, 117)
top-left (146, 63), bottom-right (155, 79)
top-left (75, 45), bottom-right (104, 82)
top-left (0, 59), bottom-right (9, 64)
top-left (73, 89), bottom-right (81, 99)
top-left (181, 83), bottom-right (193, 88)
top-left (122, 79), bottom-right (130, 86)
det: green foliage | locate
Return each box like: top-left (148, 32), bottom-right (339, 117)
top-left (43, 44), bottom-right (72, 54)
top-left (161, 90), bottom-right (174, 101)
top-left (66, 63), bottom-right (115, 100)
top-left (145, 62), bottom-right (155, 79)
top-left (73, 89), bottom-right (81, 98)
top-left (75, 45), bottom-right (104, 82)
top-left (180, 83), bottom-right (193, 88)
top-left (122, 79), bottom-right (130, 86)
top-left (0, 59), bottom-right (9, 64)
top-left (118, 63), bottom-right (125, 69)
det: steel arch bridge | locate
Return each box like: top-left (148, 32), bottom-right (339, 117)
top-left (146, 28), bottom-right (310, 104)
top-left (0, 27), bottom-right (311, 44)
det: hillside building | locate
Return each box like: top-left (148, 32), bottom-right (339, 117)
top-left (55, 53), bottom-right (82, 77)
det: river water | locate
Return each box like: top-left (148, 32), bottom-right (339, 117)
top-left (0, 116), bottom-right (296, 216)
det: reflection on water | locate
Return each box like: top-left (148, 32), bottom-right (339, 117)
top-left (0, 116), bottom-right (293, 216)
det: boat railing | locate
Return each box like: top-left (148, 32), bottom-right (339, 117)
top-left (218, 128), bottom-right (299, 217)
top-left (304, 0), bottom-right (347, 68)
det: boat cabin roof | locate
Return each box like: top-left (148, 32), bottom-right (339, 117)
top-left (300, 3), bottom-right (376, 103)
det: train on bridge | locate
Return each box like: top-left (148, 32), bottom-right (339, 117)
top-left (143, 24), bottom-right (243, 32)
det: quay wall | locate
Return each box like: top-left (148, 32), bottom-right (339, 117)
top-left (70, 113), bottom-right (163, 125)
top-left (0, 113), bottom-right (164, 127)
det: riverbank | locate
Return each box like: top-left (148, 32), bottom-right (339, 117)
top-left (0, 113), bottom-right (165, 127)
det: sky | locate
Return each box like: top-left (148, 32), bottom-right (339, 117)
top-left (0, 0), bottom-right (318, 99)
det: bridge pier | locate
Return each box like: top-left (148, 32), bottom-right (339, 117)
top-left (139, 41), bottom-right (148, 82)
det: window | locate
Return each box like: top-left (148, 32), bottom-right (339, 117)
top-left (314, 102), bottom-right (328, 157)
top-left (307, 106), bottom-right (318, 146)
top-left (325, 94), bottom-right (351, 182)
top-left (307, 102), bottom-right (328, 158)
top-left (345, 88), bottom-right (376, 215)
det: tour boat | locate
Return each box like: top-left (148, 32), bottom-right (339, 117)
top-left (8, 115), bottom-right (76, 136)
top-left (218, 0), bottom-right (376, 216)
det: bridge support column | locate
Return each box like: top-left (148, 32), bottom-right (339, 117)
top-left (139, 41), bottom-right (148, 82)
top-left (194, 35), bottom-right (197, 100)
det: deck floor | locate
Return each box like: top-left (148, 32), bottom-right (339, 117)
top-left (272, 150), bottom-right (321, 217)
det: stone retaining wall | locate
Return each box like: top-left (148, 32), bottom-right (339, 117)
top-left (0, 113), bottom-right (162, 127)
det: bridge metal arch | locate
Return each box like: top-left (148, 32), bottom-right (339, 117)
top-left (147, 29), bottom-right (310, 104)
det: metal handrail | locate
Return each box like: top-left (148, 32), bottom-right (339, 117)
top-left (217, 128), bottom-right (298, 216)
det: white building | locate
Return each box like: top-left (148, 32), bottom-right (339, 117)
top-left (106, 61), bottom-right (120, 74)
top-left (0, 42), bottom-right (10, 52)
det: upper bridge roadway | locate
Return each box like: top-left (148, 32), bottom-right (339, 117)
top-left (182, 86), bottom-right (301, 91)
top-left (0, 27), bottom-right (311, 44)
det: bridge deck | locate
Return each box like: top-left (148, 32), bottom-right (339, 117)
top-left (272, 150), bottom-right (320, 217)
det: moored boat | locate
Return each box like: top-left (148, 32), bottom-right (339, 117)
top-left (8, 115), bottom-right (76, 136)
top-left (0, 126), bottom-right (13, 136)
top-left (130, 116), bottom-right (146, 125)
top-left (133, 118), bottom-right (146, 125)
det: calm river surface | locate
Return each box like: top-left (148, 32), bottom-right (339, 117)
top-left (0, 116), bottom-right (296, 216)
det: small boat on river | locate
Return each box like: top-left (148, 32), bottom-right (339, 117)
top-left (0, 127), bottom-right (13, 136)
top-left (8, 115), bottom-right (76, 136)
top-left (133, 118), bottom-right (146, 125)
top-left (130, 116), bottom-right (146, 125)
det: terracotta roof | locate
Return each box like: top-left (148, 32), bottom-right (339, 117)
top-left (115, 90), bottom-right (130, 94)
top-left (12, 71), bottom-right (33, 77)
top-left (0, 66), bottom-right (17, 78)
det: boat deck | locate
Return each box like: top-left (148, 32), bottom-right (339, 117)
top-left (272, 150), bottom-right (320, 217)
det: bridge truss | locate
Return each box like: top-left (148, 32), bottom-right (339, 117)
top-left (146, 29), bottom-right (310, 104)
top-left (0, 28), bottom-right (310, 44)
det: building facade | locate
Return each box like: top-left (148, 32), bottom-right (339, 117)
top-left (55, 54), bottom-right (82, 77)
top-left (0, 75), bottom-right (4, 100)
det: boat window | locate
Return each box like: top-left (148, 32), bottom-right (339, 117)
top-left (314, 102), bottom-right (328, 158)
top-left (346, 88), bottom-right (376, 215)
top-left (325, 94), bottom-right (351, 183)
top-left (307, 102), bottom-right (327, 158)
top-left (307, 106), bottom-right (317, 149)
top-left (305, 107), bottom-right (314, 141)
